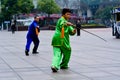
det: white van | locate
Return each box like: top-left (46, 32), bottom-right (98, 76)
top-left (112, 7), bottom-right (120, 38)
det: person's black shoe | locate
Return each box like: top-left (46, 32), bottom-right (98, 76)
top-left (32, 51), bottom-right (39, 54)
top-left (25, 50), bottom-right (29, 56)
top-left (51, 67), bottom-right (58, 72)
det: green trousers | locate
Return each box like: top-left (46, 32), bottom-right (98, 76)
top-left (52, 46), bottom-right (71, 69)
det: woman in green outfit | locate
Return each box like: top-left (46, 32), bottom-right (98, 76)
top-left (51, 8), bottom-right (76, 72)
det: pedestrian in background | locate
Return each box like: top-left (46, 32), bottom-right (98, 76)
top-left (11, 20), bottom-right (16, 34)
top-left (25, 16), bottom-right (40, 56)
top-left (51, 8), bottom-right (76, 72)
top-left (76, 19), bottom-right (81, 36)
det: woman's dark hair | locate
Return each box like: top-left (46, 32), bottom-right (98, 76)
top-left (62, 8), bottom-right (71, 15)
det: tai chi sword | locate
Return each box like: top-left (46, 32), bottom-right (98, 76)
top-left (72, 25), bottom-right (107, 42)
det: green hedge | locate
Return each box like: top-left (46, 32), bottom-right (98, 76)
top-left (81, 23), bottom-right (106, 28)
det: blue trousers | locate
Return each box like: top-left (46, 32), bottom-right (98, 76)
top-left (25, 35), bottom-right (39, 52)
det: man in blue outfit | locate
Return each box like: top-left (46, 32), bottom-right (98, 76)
top-left (25, 16), bottom-right (40, 56)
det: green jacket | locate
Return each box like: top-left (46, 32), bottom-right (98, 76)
top-left (51, 17), bottom-right (76, 49)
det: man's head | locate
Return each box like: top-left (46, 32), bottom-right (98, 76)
top-left (62, 8), bottom-right (72, 20)
top-left (34, 16), bottom-right (40, 22)
top-left (77, 19), bottom-right (80, 23)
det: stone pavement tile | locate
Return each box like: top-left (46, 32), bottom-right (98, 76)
top-left (3, 47), bottom-right (21, 53)
top-left (18, 71), bottom-right (55, 80)
top-left (53, 77), bottom-right (91, 80)
top-left (0, 72), bottom-right (17, 78)
top-left (22, 55), bottom-right (51, 68)
top-left (89, 55), bottom-right (120, 64)
top-left (2, 60), bottom-right (34, 69)
top-left (0, 63), bottom-right (12, 72)
top-left (71, 58), bottom-right (100, 66)
top-left (97, 67), bottom-right (120, 72)
top-left (92, 76), bottom-right (120, 80)
top-left (0, 63), bottom-right (11, 70)
top-left (14, 67), bottom-right (39, 72)
top-left (0, 48), bottom-right (9, 53)
top-left (87, 64), bottom-right (120, 68)
top-left (39, 67), bottom-right (91, 80)
top-left (36, 52), bottom-right (53, 61)
top-left (108, 71), bottom-right (120, 76)
top-left (70, 67), bottom-right (102, 73)
top-left (0, 77), bottom-right (19, 80)
top-left (71, 52), bottom-right (117, 66)
top-left (51, 70), bottom-right (91, 80)
top-left (0, 30), bottom-right (120, 80)
top-left (92, 50), bottom-right (120, 58)
top-left (0, 69), bottom-right (12, 73)
top-left (69, 62), bottom-right (90, 69)
top-left (0, 55), bottom-right (34, 69)
top-left (70, 56), bottom-right (99, 65)
top-left (80, 71), bottom-right (113, 78)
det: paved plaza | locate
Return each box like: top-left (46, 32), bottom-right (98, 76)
top-left (0, 28), bottom-right (120, 80)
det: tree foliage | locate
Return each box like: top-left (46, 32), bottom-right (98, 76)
top-left (37, 0), bottom-right (60, 15)
top-left (94, 6), bottom-right (113, 25)
top-left (16, 0), bottom-right (34, 13)
top-left (1, 0), bottom-right (34, 20)
top-left (95, 6), bottom-right (112, 20)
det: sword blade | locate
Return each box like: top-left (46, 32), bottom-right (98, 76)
top-left (72, 25), bottom-right (107, 42)
top-left (81, 29), bottom-right (107, 42)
